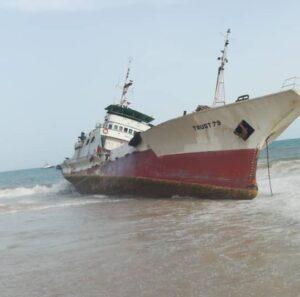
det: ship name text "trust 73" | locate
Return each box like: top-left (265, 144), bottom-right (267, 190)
top-left (193, 120), bottom-right (222, 131)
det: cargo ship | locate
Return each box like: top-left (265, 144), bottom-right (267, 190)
top-left (61, 30), bottom-right (300, 199)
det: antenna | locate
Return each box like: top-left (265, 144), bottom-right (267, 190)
top-left (213, 28), bottom-right (231, 106)
top-left (120, 57), bottom-right (133, 107)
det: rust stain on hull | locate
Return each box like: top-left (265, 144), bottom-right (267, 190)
top-left (64, 174), bottom-right (258, 200)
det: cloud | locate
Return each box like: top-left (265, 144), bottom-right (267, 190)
top-left (1, 0), bottom-right (178, 11)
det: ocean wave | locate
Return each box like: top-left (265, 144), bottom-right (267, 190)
top-left (258, 158), bottom-right (300, 175)
top-left (0, 195), bottom-right (126, 214)
top-left (0, 181), bottom-right (73, 199)
top-left (256, 176), bottom-right (300, 222)
top-left (2, 200), bottom-right (102, 214)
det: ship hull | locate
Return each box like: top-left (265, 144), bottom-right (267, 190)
top-left (64, 148), bottom-right (259, 199)
top-left (64, 175), bottom-right (257, 200)
top-left (62, 90), bottom-right (300, 199)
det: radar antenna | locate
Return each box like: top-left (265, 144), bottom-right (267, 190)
top-left (213, 29), bottom-right (231, 106)
top-left (120, 58), bottom-right (133, 107)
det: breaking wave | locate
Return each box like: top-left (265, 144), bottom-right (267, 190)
top-left (0, 181), bottom-right (74, 199)
top-left (258, 158), bottom-right (300, 175)
top-left (0, 179), bottom-right (123, 214)
top-left (1, 200), bottom-right (102, 214)
top-left (256, 158), bottom-right (300, 222)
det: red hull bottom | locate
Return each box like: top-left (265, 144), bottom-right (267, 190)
top-left (65, 149), bottom-right (259, 199)
top-left (64, 175), bottom-right (257, 199)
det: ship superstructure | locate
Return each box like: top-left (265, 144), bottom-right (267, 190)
top-left (61, 31), bottom-right (300, 199)
top-left (63, 60), bottom-right (153, 174)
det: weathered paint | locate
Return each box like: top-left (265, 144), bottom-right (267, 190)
top-left (99, 149), bottom-right (259, 190)
top-left (64, 175), bottom-right (258, 200)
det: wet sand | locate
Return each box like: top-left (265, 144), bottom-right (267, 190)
top-left (1, 192), bottom-right (299, 297)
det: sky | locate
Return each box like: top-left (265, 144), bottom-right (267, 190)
top-left (0, 0), bottom-right (300, 172)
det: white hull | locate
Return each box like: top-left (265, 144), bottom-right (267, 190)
top-left (109, 89), bottom-right (300, 160)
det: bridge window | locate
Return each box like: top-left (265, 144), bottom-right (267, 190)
top-left (124, 127), bottom-right (128, 133)
top-left (113, 125), bottom-right (118, 130)
top-left (119, 126), bottom-right (123, 132)
top-left (108, 124), bottom-right (112, 129)
top-left (128, 129), bottom-right (133, 134)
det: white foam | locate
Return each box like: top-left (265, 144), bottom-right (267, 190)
top-left (4, 200), bottom-right (102, 214)
top-left (256, 160), bottom-right (300, 221)
top-left (0, 181), bottom-right (71, 199)
top-left (92, 194), bottom-right (130, 203)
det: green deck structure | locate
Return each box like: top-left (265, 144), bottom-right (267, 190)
top-left (105, 104), bottom-right (154, 123)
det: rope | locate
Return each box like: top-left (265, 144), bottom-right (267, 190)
top-left (266, 138), bottom-right (273, 196)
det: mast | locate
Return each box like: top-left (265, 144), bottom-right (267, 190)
top-left (213, 29), bottom-right (231, 106)
top-left (120, 58), bottom-right (133, 107)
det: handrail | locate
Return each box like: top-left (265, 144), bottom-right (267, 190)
top-left (281, 76), bottom-right (300, 90)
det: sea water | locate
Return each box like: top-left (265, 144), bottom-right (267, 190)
top-left (0, 138), bottom-right (299, 297)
